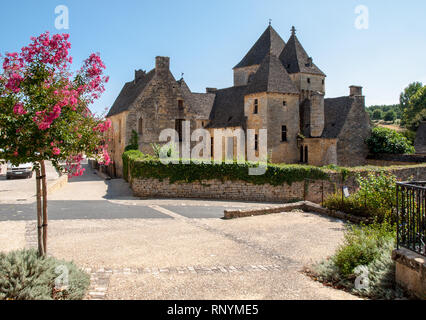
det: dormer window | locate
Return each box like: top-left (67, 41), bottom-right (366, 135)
top-left (254, 99), bottom-right (258, 114)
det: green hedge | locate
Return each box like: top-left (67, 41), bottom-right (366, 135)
top-left (122, 150), bottom-right (329, 186)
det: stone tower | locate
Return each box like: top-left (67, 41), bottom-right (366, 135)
top-left (280, 27), bottom-right (326, 138)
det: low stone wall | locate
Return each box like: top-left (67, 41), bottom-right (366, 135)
top-left (367, 154), bottom-right (426, 167)
top-left (130, 165), bottom-right (426, 204)
top-left (392, 248), bottom-right (426, 299)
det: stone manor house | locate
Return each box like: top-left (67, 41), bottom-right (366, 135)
top-left (106, 25), bottom-right (371, 177)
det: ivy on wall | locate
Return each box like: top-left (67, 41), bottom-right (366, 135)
top-left (123, 150), bottom-right (329, 186)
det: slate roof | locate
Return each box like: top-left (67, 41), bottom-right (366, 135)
top-left (322, 96), bottom-right (353, 138)
top-left (415, 122), bottom-right (426, 154)
top-left (234, 25), bottom-right (286, 69)
top-left (178, 79), bottom-right (216, 119)
top-left (279, 33), bottom-right (325, 76)
top-left (206, 86), bottom-right (248, 128)
top-left (247, 53), bottom-right (299, 95)
top-left (107, 69), bottom-right (155, 117)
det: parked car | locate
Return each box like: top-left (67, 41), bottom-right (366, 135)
top-left (6, 162), bottom-right (33, 179)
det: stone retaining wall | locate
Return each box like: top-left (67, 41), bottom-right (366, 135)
top-left (392, 248), bottom-right (426, 299)
top-left (130, 165), bottom-right (426, 203)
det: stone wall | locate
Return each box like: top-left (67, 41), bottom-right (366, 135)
top-left (130, 165), bottom-right (426, 203)
top-left (392, 248), bottom-right (426, 299)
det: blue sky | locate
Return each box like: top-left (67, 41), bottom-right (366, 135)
top-left (1, 0), bottom-right (425, 114)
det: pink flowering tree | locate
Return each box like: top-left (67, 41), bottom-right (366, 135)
top-left (0, 32), bottom-right (112, 256)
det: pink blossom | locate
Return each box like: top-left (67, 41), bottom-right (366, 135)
top-left (52, 147), bottom-right (61, 155)
top-left (13, 103), bottom-right (27, 115)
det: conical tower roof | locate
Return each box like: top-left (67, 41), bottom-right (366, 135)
top-left (234, 25), bottom-right (286, 69)
top-left (279, 26), bottom-right (325, 76)
top-left (247, 53), bottom-right (299, 94)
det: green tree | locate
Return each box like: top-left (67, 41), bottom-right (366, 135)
top-left (366, 127), bottom-right (415, 155)
top-left (372, 109), bottom-right (383, 120)
top-left (384, 110), bottom-right (396, 122)
top-left (404, 86), bottom-right (426, 130)
top-left (400, 82), bottom-right (423, 127)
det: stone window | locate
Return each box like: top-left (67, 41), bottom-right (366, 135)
top-left (283, 100), bottom-right (287, 107)
top-left (211, 137), bottom-right (214, 157)
top-left (138, 117), bottom-right (143, 135)
top-left (254, 99), bottom-right (258, 114)
top-left (175, 119), bottom-right (184, 142)
top-left (322, 79), bottom-right (325, 85)
top-left (178, 99), bottom-right (184, 111)
top-left (118, 120), bottom-right (122, 143)
top-left (307, 78), bottom-right (311, 84)
top-left (281, 126), bottom-right (287, 142)
top-left (304, 146), bottom-right (309, 163)
top-left (254, 134), bottom-right (259, 151)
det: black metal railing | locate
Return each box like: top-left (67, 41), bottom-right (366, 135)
top-left (396, 181), bottom-right (426, 257)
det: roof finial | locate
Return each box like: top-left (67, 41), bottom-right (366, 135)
top-left (269, 19), bottom-right (272, 26)
top-left (291, 26), bottom-right (296, 36)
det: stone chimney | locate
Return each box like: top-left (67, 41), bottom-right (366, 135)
top-left (134, 69), bottom-right (146, 83)
top-left (350, 86), bottom-right (363, 97)
top-left (155, 56), bottom-right (170, 72)
top-left (206, 88), bottom-right (217, 94)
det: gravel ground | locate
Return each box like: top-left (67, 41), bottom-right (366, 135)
top-left (47, 218), bottom-right (279, 269)
top-left (0, 221), bottom-right (26, 252)
top-left (107, 271), bottom-right (360, 300)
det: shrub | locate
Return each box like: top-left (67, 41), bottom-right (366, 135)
top-left (366, 127), bottom-right (415, 154)
top-left (124, 130), bottom-right (139, 152)
top-left (384, 111), bottom-right (396, 122)
top-left (311, 223), bottom-right (402, 299)
top-left (122, 150), bottom-right (329, 186)
top-left (0, 249), bottom-right (89, 300)
top-left (372, 110), bottom-right (383, 120)
top-left (323, 171), bottom-right (397, 222)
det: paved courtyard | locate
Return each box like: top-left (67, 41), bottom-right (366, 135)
top-left (0, 164), bottom-right (360, 300)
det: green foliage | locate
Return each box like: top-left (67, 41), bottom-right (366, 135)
top-left (403, 85), bottom-right (426, 130)
top-left (384, 110), bottom-right (396, 122)
top-left (401, 129), bottom-right (417, 145)
top-left (122, 150), bottom-right (329, 186)
top-left (0, 249), bottom-right (89, 300)
top-left (333, 223), bottom-right (395, 276)
top-left (150, 143), bottom-right (174, 158)
top-left (367, 104), bottom-right (401, 121)
top-left (372, 109), bottom-right (383, 120)
top-left (124, 130), bottom-right (139, 152)
top-left (312, 223), bottom-right (402, 299)
top-left (400, 82), bottom-right (423, 127)
top-left (324, 171), bottom-right (397, 222)
top-left (366, 127), bottom-right (415, 154)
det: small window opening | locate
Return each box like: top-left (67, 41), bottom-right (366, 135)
top-left (281, 126), bottom-right (287, 142)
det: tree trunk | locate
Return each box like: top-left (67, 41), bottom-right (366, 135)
top-left (35, 167), bottom-right (44, 256)
top-left (40, 160), bottom-right (48, 255)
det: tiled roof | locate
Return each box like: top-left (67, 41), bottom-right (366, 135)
top-left (279, 33), bottom-right (325, 76)
top-left (178, 79), bottom-right (216, 119)
top-left (107, 69), bottom-right (155, 117)
top-left (247, 53), bottom-right (299, 95)
top-left (206, 86), bottom-right (248, 128)
top-left (234, 25), bottom-right (286, 69)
